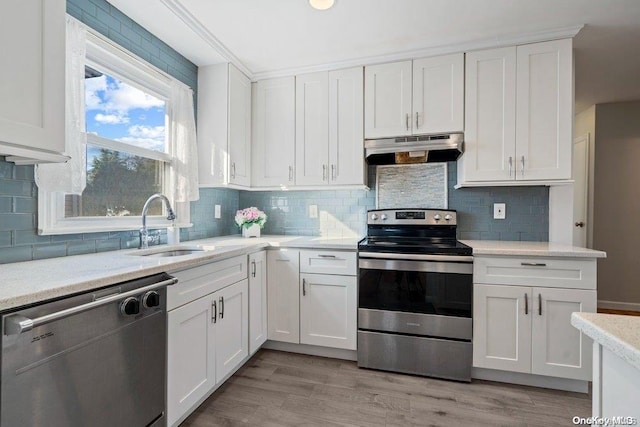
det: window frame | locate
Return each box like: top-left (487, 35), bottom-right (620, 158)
top-left (38, 27), bottom-right (192, 235)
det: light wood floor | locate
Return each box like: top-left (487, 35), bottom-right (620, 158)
top-left (181, 349), bottom-right (591, 427)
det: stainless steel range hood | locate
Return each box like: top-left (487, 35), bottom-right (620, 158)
top-left (365, 133), bottom-right (463, 165)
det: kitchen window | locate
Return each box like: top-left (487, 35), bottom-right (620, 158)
top-left (37, 18), bottom-right (198, 235)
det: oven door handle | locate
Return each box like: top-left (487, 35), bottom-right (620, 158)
top-left (359, 257), bottom-right (473, 275)
top-left (358, 252), bottom-right (473, 263)
top-left (4, 277), bottom-right (177, 335)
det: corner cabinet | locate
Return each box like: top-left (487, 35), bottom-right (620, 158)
top-left (0, 0), bottom-right (67, 163)
top-left (198, 63), bottom-right (251, 188)
top-left (252, 77), bottom-right (296, 187)
top-left (458, 39), bottom-right (573, 186)
top-left (473, 256), bottom-right (597, 381)
top-left (364, 54), bottom-right (464, 139)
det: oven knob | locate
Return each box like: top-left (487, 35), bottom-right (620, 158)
top-left (444, 214), bottom-right (452, 221)
top-left (142, 291), bottom-right (160, 309)
top-left (371, 213), bottom-right (378, 220)
top-left (433, 214), bottom-right (441, 221)
top-left (121, 297), bottom-right (140, 316)
top-left (381, 214), bottom-right (388, 221)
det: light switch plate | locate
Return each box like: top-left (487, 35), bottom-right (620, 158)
top-left (309, 205), bottom-right (318, 219)
top-left (214, 205), bottom-right (221, 219)
top-left (493, 203), bottom-right (506, 220)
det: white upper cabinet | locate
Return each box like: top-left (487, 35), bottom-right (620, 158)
top-left (515, 39), bottom-right (573, 181)
top-left (295, 72), bottom-right (329, 185)
top-left (461, 47), bottom-right (517, 182)
top-left (252, 77), bottom-right (296, 187)
top-left (364, 61), bottom-right (413, 138)
top-left (412, 54), bottom-right (464, 134)
top-left (198, 63), bottom-right (251, 188)
top-left (364, 55), bottom-right (464, 139)
top-left (0, 0), bottom-right (67, 163)
top-left (329, 67), bottom-right (365, 186)
top-left (458, 39), bottom-right (573, 186)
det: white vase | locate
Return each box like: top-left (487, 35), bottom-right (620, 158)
top-left (242, 223), bottom-right (261, 238)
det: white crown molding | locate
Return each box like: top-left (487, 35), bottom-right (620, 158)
top-left (252, 24), bottom-right (584, 80)
top-left (159, 0), bottom-right (254, 78)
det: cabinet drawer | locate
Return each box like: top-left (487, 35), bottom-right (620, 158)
top-left (168, 255), bottom-right (248, 310)
top-left (299, 250), bottom-right (356, 276)
top-left (474, 256), bottom-right (596, 290)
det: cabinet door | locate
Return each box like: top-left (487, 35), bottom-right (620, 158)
top-left (329, 67), bottom-right (365, 186)
top-left (300, 274), bottom-right (357, 350)
top-left (295, 72), bottom-right (329, 185)
top-left (460, 47), bottom-right (517, 182)
top-left (249, 251), bottom-right (267, 354)
top-left (412, 54), bottom-right (464, 134)
top-left (364, 61), bottom-right (412, 138)
top-left (0, 0), bottom-right (65, 158)
top-left (531, 287), bottom-right (596, 380)
top-left (228, 64), bottom-right (251, 186)
top-left (473, 284), bottom-right (532, 373)
top-left (252, 77), bottom-right (296, 187)
top-left (515, 39), bottom-right (572, 181)
top-left (215, 279), bottom-right (249, 382)
top-left (167, 296), bottom-right (216, 427)
top-left (267, 249), bottom-right (300, 343)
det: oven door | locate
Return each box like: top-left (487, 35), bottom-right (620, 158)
top-left (358, 257), bottom-right (472, 340)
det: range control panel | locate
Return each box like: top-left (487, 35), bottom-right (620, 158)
top-left (367, 209), bottom-right (457, 226)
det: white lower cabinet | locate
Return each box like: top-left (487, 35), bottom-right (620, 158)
top-left (474, 283), bottom-right (596, 381)
top-left (249, 251), bottom-right (268, 354)
top-left (215, 280), bottom-right (249, 380)
top-left (267, 249), bottom-right (301, 343)
top-left (300, 273), bottom-right (357, 350)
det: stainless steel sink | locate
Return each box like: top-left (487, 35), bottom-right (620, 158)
top-left (128, 245), bottom-right (215, 257)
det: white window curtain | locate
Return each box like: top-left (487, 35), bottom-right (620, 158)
top-left (35, 16), bottom-right (87, 194)
top-left (168, 80), bottom-right (199, 203)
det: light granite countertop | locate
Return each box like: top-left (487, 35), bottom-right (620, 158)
top-left (0, 235), bottom-right (359, 312)
top-left (462, 240), bottom-right (607, 258)
top-left (571, 312), bottom-right (640, 371)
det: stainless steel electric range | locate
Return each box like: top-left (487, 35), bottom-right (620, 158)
top-left (357, 208), bottom-right (473, 382)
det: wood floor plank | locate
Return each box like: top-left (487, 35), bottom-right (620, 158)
top-left (180, 349), bottom-right (593, 427)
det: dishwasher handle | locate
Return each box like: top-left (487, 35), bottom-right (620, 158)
top-left (4, 277), bottom-right (178, 336)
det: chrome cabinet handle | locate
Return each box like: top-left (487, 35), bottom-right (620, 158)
top-left (212, 300), bottom-right (217, 323)
top-left (405, 113), bottom-right (410, 131)
top-left (521, 156), bottom-right (525, 177)
top-left (318, 254), bottom-right (336, 258)
top-left (251, 260), bottom-right (256, 277)
top-left (331, 164), bottom-right (336, 181)
top-left (302, 278), bottom-right (306, 296)
top-left (538, 294), bottom-right (542, 316)
top-left (288, 165), bottom-right (293, 181)
top-left (4, 277), bottom-right (177, 335)
top-left (231, 162), bottom-right (236, 179)
top-left (524, 292), bottom-right (529, 315)
top-left (219, 296), bottom-right (224, 319)
top-left (323, 164), bottom-right (327, 181)
top-left (415, 112), bottom-right (419, 129)
top-left (508, 156), bottom-right (513, 177)
top-left (521, 262), bottom-right (547, 267)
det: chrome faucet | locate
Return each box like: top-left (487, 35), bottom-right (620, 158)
top-left (139, 193), bottom-right (176, 249)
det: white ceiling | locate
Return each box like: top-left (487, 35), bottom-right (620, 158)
top-left (107, 0), bottom-right (640, 113)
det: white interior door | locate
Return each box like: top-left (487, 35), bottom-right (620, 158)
top-left (531, 287), bottom-right (596, 380)
top-left (215, 280), bottom-right (249, 382)
top-left (573, 135), bottom-right (590, 247)
top-left (473, 284), bottom-right (532, 373)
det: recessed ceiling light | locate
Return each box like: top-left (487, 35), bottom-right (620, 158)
top-left (309, 0), bottom-right (335, 11)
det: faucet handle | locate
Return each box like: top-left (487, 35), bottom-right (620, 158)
top-left (167, 208), bottom-right (176, 221)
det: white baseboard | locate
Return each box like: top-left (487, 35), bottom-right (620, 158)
top-left (598, 300), bottom-right (640, 311)
top-left (263, 340), bottom-right (357, 361)
top-left (472, 367), bottom-right (590, 393)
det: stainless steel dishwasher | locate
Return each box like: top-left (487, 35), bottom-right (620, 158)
top-left (1, 272), bottom-right (177, 427)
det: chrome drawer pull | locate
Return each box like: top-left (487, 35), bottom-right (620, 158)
top-left (318, 254), bottom-right (337, 258)
top-left (521, 262), bottom-right (547, 267)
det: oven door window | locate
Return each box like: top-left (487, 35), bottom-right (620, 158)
top-left (358, 260), bottom-right (472, 317)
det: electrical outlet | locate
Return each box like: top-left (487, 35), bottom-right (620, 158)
top-left (214, 205), bottom-right (221, 219)
top-left (309, 204), bottom-right (318, 219)
top-left (493, 203), bottom-right (506, 220)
